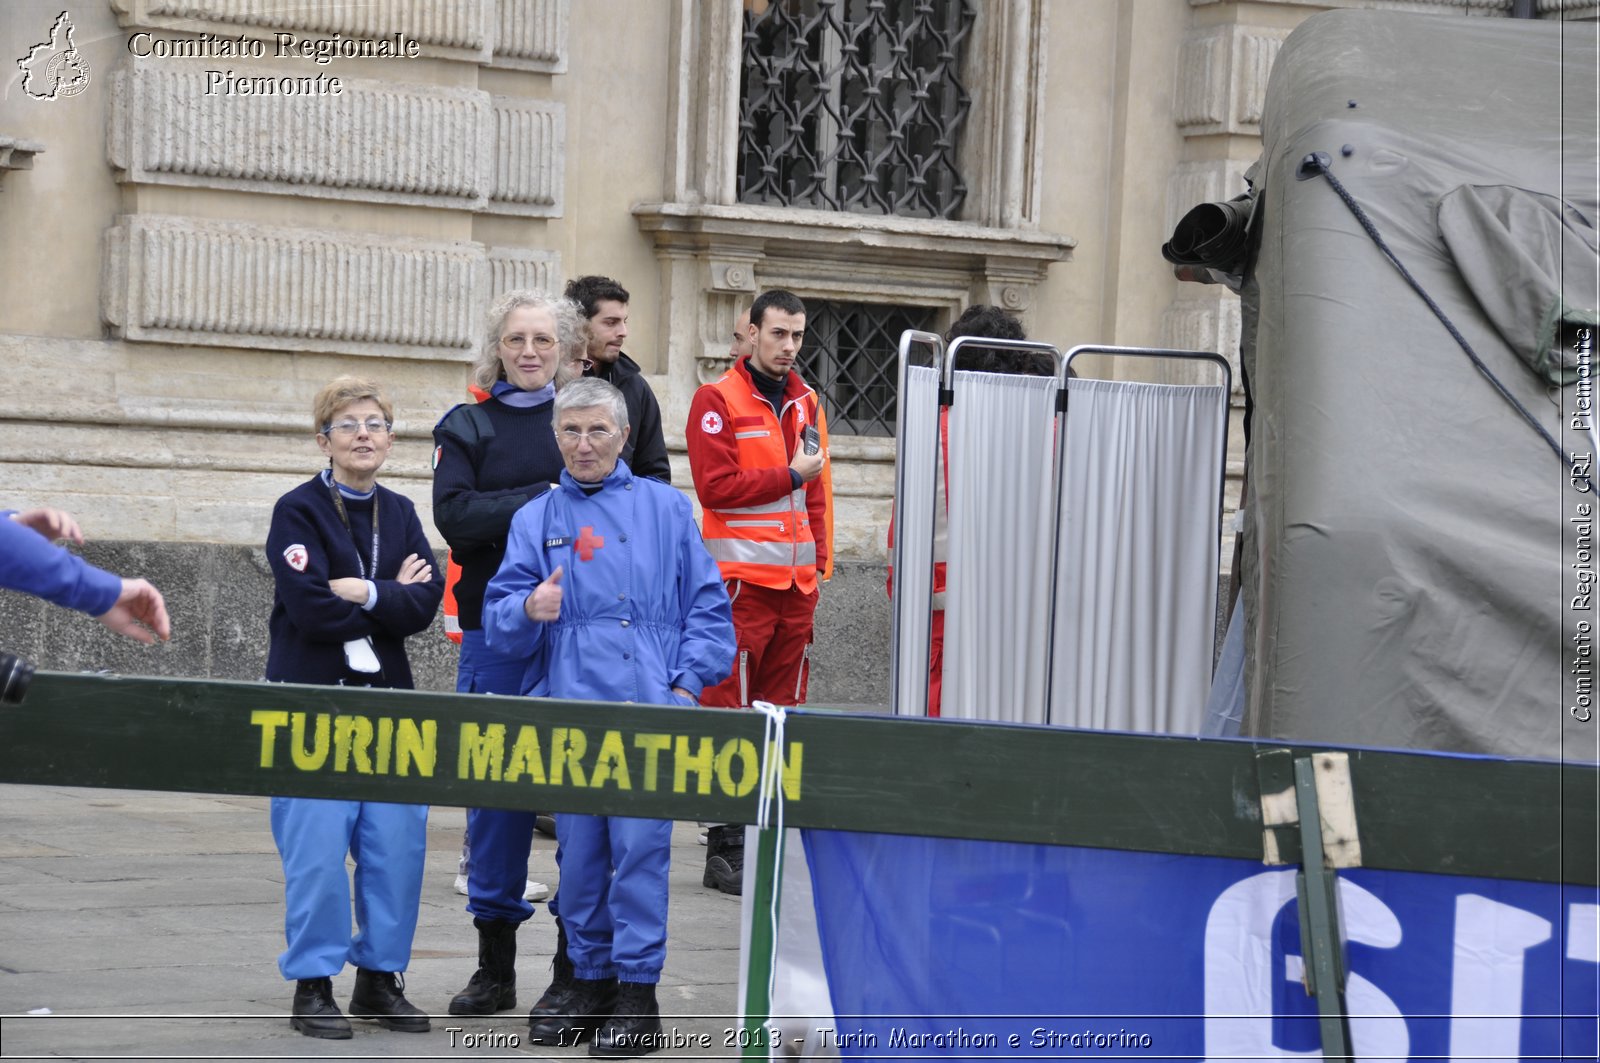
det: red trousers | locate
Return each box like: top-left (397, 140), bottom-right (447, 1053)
top-left (700, 580), bottom-right (819, 708)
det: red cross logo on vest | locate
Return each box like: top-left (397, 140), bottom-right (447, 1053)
top-left (575, 525), bottom-right (605, 562)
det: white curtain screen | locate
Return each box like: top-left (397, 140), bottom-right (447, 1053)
top-left (890, 365), bottom-right (941, 716)
top-left (942, 371), bottom-right (1061, 724)
top-left (1048, 378), bottom-right (1227, 733)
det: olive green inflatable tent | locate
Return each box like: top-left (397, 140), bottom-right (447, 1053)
top-left (1227, 11), bottom-right (1599, 760)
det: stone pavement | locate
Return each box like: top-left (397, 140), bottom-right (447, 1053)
top-left (0, 784), bottom-right (747, 1060)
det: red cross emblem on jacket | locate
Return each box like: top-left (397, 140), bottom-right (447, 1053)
top-left (575, 525), bottom-right (605, 562)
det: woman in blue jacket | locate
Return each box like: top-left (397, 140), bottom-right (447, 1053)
top-left (264, 376), bottom-right (444, 1039)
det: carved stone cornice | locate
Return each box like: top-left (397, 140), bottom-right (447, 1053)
top-left (634, 202), bottom-right (1075, 274)
top-left (637, 202), bottom-right (1075, 388)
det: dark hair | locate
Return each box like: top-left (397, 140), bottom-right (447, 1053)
top-left (750, 289), bottom-right (806, 328)
top-left (946, 304), bottom-right (1025, 345)
top-left (563, 275), bottom-right (630, 319)
top-left (945, 303), bottom-right (1055, 377)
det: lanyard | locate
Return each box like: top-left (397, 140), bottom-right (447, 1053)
top-left (327, 478), bottom-right (380, 579)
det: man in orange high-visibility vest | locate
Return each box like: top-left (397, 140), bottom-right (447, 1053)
top-left (686, 289), bottom-right (833, 895)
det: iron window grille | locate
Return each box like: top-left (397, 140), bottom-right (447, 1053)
top-left (738, 0), bottom-right (976, 219)
top-left (799, 300), bottom-right (936, 437)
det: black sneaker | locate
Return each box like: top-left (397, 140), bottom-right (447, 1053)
top-left (289, 977), bottom-right (352, 1040)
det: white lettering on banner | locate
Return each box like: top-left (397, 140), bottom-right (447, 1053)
top-left (1447, 895), bottom-right (1552, 1063)
top-left (1203, 872), bottom-right (1405, 1061)
top-left (1203, 870), bottom-right (1313, 1061)
top-left (1571, 904), bottom-right (1600, 1054)
top-left (1204, 874), bottom-right (1598, 1062)
top-left (1570, 903), bottom-right (1600, 963)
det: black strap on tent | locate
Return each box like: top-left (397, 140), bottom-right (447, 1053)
top-left (1296, 152), bottom-right (1591, 493)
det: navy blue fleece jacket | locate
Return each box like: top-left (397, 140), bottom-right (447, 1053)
top-left (265, 475), bottom-right (444, 688)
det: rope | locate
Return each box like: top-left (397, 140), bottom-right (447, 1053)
top-left (1299, 153), bottom-right (1591, 493)
top-left (752, 699), bottom-right (788, 1019)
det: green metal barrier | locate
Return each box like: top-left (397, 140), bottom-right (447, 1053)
top-left (1, 670), bottom-right (1595, 1059)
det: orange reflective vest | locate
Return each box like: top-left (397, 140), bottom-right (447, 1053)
top-left (694, 367), bottom-right (833, 594)
top-left (440, 383), bottom-right (492, 644)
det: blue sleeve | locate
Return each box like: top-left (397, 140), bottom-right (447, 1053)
top-left (367, 495), bottom-right (445, 638)
top-left (482, 499), bottom-right (550, 660)
top-left (0, 517), bottom-right (122, 616)
top-left (265, 494), bottom-right (377, 642)
top-left (669, 498), bottom-right (736, 696)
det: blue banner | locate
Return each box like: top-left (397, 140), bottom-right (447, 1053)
top-left (801, 831), bottom-right (1598, 1060)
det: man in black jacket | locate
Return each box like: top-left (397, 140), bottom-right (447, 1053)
top-left (563, 276), bottom-right (672, 483)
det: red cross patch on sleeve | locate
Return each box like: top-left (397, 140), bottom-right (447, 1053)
top-left (283, 544), bottom-right (309, 572)
top-left (700, 411), bottom-right (723, 435)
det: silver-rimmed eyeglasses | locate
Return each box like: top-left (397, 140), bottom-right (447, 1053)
top-left (323, 418), bottom-right (392, 437)
top-left (558, 427), bottom-right (619, 446)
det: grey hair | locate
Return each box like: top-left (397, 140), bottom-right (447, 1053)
top-left (553, 377), bottom-right (629, 432)
top-left (473, 290), bottom-right (586, 391)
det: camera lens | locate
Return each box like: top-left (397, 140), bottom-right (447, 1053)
top-left (0, 651), bottom-right (34, 705)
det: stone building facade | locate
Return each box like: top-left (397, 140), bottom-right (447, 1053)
top-left (1, 0), bottom-right (1591, 700)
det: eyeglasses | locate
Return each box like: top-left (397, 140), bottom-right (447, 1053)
top-left (501, 333), bottom-right (558, 352)
top-left (558, 427), bottom-right (619, 446)
top-left (323, 419), bottom-right (392, 437)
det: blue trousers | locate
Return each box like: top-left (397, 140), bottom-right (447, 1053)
top-left (557, 814), bottom-right (672, 983)
top-left (270, 797), bottom-right (427, 980)
top-left (458, 628), bottom-right (558, 924)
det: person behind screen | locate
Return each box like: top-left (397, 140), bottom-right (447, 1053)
top-left (264, 376), bottom-right (443, 1039)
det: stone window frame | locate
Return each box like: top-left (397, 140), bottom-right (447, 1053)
top-left (636, 0), bottom-right (1073, 404)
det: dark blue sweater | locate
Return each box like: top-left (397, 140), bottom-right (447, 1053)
top-left (431, 397), bottom-right (565, 630)
top-left (265, 475), bottom-right (444, 688)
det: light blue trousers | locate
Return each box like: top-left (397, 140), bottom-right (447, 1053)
top-left (556, 814), bottom-right (672, 983)
top-left (270, 797), bottom-right (428, 980)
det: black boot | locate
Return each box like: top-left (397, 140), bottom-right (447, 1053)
top-left (289, 977), bottom-right (352, 1040)
top-left (703, 825), bottom-right (744, 895)
top-left (529, 915), bottom-right (575, 1021)
top-left (589, 981), bottom-right (664, 1058)
top-left (448, 917), bottom-right (518, 1015)
top-left (527, 975), bottom-right (618, 1045)
top-left (349, 968), bottom-right (431, 1033)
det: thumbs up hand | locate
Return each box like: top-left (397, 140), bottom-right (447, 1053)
top-left (525, 564), bottom-right (564, 622)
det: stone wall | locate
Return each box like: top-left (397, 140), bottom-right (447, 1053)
top-left (0, 542), bottom-right (892, 707)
